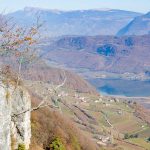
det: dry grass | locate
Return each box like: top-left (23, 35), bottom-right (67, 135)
top-left (30, 94), bottom-right (99, 150)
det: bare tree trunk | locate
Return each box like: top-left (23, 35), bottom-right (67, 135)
top-left (16, 57), bottom-right (23, 87)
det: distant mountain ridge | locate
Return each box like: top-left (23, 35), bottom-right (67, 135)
top-left (40, 35), bottom-right (150, 77)
top-left (8, 7), bottom-right (142, 36)
top-left (117, 11), bottom-right (150, 36)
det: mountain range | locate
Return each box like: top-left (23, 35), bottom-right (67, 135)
top-left (8, 7), bottom-right (142, 36)
top-left (118, 12), bottom-right (150, 36)
top-left (6, 7), bottom-right (150, 91)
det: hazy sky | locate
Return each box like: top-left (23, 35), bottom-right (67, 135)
top-left (0, 0), bottom-right (150, 13)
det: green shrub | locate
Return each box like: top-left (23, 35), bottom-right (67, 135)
top-left (18, 144), bottom-right (26, 150)
top-left (124, 133), bottom-right (129, 139)
top-left (147, 137), bottom-right (150, 142)
top-left (50, 138), bottom-right (66, 150)
top-left (124, 133), bottom-right (139, 139)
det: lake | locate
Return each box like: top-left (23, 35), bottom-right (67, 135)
top-left (89, 78), bottom-right (150, 97)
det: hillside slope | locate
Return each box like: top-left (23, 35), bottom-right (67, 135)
top-left (28, 83), bottom-right (150, 150)
top-left (30, 94), bottom-right (99, 150)
top-left (0, 55), bottom-right (97, 94)
top-left (24, 63), bottom-right (98, 94)
top-left (41, 35), bottom-right (150, 77)
top-left (117, 12), bottom-right (150, 36)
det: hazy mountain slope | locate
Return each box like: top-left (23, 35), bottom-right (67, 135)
top-left (117, 12), bottom-right (150, 36)
top-left (41, 35), bottom-right (150, 76)
top-left (0, 56), bottom-right (97, 94)
top-left (8, 7), bottom-right (142, 36)
top-left (24, 63), bottom-right (98, 94)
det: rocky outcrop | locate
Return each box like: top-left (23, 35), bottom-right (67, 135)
top-left (0, 84), bottom-right (11, 150)
top-left (0, 82), bottom-right (31, 150)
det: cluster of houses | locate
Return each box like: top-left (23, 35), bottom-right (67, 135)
top-left (94, 97), bottom-right (120, 103)
top-left (58, 91), bottom-right (69, 97)
top-left (74, 93), bottom-right (87, 103)
top-left (97, 135), bottom-right (112, 146)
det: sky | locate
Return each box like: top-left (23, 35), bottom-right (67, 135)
top-left (0, 0), bottom-right (150, 13)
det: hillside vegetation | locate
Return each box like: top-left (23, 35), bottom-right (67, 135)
top-left (30, 94), bottom-right (99, 150)
top-left (26, 79), bottom-right (150, 150)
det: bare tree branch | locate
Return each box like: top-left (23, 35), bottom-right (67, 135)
top-left (12, 102), bottom-right (58, 117)
top-left (12, 72), bottom-right (67, 117)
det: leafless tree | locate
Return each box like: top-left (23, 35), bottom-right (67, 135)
top-left (12, 73), bottom-right (67, 117)
top-left (0, 14), bottom-right (67, 116)
top-left (0, 14), bottom-right (43, 87)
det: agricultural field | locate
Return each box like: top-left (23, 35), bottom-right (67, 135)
top-left (26, 80), bottom-right (150, 150)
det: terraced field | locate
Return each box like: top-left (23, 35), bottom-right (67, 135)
top-left (26, 80), bottom-right (150, 150)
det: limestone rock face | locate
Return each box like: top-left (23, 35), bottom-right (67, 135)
top-left (0, 85), bottom-right (11, 150)
top-left (0, 83), bottom-right (31, 150)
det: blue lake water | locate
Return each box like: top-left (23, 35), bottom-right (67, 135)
top-left (89, 78), bottom-right (150, 97)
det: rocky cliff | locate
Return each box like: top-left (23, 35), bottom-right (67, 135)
top-left (0, 82), bottom-right (31, 150)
